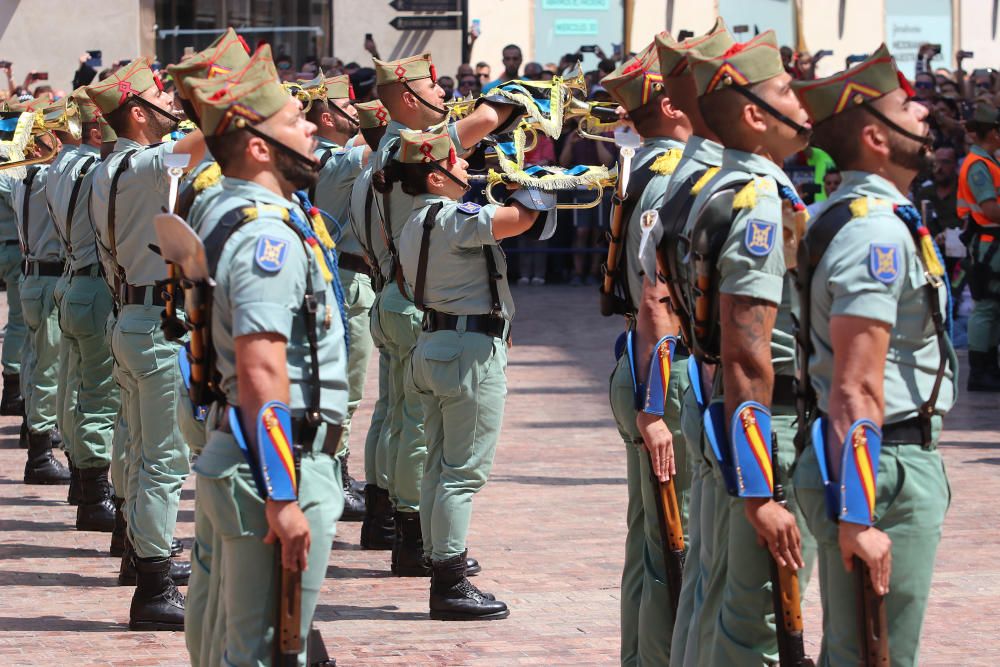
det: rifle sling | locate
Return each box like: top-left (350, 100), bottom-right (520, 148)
top-left (413, 203), bottom-right (444, 311)
top-left (107, 149), bottom-right (139, 293)
top-left (658, 168), bottom-right (710, 345)
top-left (20, 166), bottom-right (41, 257)
top-left (65, 156), bottom-right (97, 257)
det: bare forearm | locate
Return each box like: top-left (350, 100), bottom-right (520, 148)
top-left (719, 294), bottom-right (776, 421)
top-left (634, 277), bottom-right (679, 384)
top-left (235, 335), bottom-right (290, 444)
top-left (175, 129), bottom-right (208, 169)
top-left (456, 103), bottom-right (513, 149)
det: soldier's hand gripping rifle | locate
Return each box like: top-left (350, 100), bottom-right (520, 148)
top-left (160, 153), bottom-right (192, 342)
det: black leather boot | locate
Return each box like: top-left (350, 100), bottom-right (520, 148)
top-left (988, 348), bottom-right (1000, 379)
top-left (360, 484), bottom-right (394, 550)
top-left (67, 458), bottom-right (81, 505)
top-left (128, 557), bottom-right (185, 631)
top-left (0, 372), bottom-right (23, 416)
top-left (429, 553), bottom-right (508, 621)
top-left (23, 430), bottom-right (70, 485)
top-left (341, 451), bottom-right (365, 495)
top-left (110, 496), bottom-right (127, 557)
top-left (50, 427), bottom-right (62, 447)
top-left (171, 538), bottom-right (184, 557)
top-left (118, 539), bottom-right (191, 586)
top-left (392, 511), bottom-right (431, 576)
top-left (76, 466), bottom-right (116, 532)
top-left (339, 457), bottom-right (365, 523)
top-left (968, 351), bottom-right (1000, 392)
top-left (18, 418), bottom-right (27, 449)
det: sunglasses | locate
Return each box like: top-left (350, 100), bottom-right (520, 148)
top-left (459, 80), bottom-right (476, 87)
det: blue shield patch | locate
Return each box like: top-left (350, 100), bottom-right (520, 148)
top-left (457, 201), bottom-right (482, 215)
top-left (869, 243), bottom-right (900, 284)
top-left (255, 235), bottom-right (290, 273)
top-left (743, 219), bottom-right (777, 257)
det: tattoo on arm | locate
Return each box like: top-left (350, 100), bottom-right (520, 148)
top-left (720, 294), bottom-right (777, 415)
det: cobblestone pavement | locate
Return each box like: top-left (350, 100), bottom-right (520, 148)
top-left (0, 286), bottom-right (996, 665)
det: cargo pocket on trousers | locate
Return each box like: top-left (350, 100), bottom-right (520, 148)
top-left (116, 316), bottom-right (160, 375)
top-left (18, 281), bottom-right (45, 330)
top-left (63, 289), bottom-right (98, 337)
top-left (416, 338), bottom-right (462, 398)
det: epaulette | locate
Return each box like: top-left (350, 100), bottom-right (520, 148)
top-left (849, 196), bottom-right (892, 219)
top-left (243, 203), bottom-right (291, 222)
top-left (649, 148), bottom-right (684, 175)
top-left (732, 181), bottom-right (758, 210)
top-left (193, 162), bottom-right (222, 193)
top-left (690, 167), bottom-right (720, 195)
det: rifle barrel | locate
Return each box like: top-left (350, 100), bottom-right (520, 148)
top-left (856, 557), bottom-right (890, 666)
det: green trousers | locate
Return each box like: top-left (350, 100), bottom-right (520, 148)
top-left (112, 303), bottom-right (190, 559)
top-left (57, 273), bottom-right (118, 469)
top-left (374, 283), bottom-right (425, 513)
top-left (339, 269), bottom-right (376, 458)
top-left (186, 425), bottom-right (343, 667)
top-left (410, 327), bottom-right (507, 561)
top-left (19, 273), bottom-right (60, 434)
top-left (110, 349), bottom-right (130, 499)
top-left (704, 411), bottom-right (815, 667)
top-left (967, 236), bottom-right (1000, 353)
top-left (0, 243), bottom-right (25, 375)
top-left (609, 352), bottom-right (691, 667)
top-left (54, 272), bottom-right (75, 452)
top-left (363, 346), bottom-right (391, 489)
top-left (794, 428), bottom-right (950, 667)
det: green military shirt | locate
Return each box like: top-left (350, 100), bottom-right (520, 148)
top-left (685, 148), bottom-right (797, 379)
top-left (90, 138), bottom-right (178, 286)
top-left (0, 174), bottom-right (19, 242)
top-left (12, 162), bottom-right (60, 261)
top-left (313, 138), bottom-right (366, 257)
top-left (45, 144), bottom-right (101, 271)
top-left (965, 144), bottom-right (1000, 205)
top-left (204, 178), bottom-right (349, 426)
top-left (623, 137), bottom-right (684, 308)
top-left (348, 120), bottom-right (465, 281)
top-left (398, 195), bottom-right (514, 320)
top-left (807, 171), bottom-right (957, 422)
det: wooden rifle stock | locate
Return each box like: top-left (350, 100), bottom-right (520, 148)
top-left (273, 544), bottom-right (303, 667)
top-left (600, 165), bottom-right (629, 317)
top-left (647, 449), bottom-right (685, 616)
top-left (855, 557), bottom-right (890, 666)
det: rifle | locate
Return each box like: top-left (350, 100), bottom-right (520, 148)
top-left (599, 129), bottom-right (641, 316)
top-left (274, 534), bottom-right (303, 667)
top-left (160, 153), bottom-right (191, 342)
top-left (855, 557), bottom-right (890, 665)
top-left (647, 449), bottom-right (685, 616)
top-left (767, 434), bottom-right (812, 667)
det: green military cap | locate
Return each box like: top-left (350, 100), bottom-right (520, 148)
top-left (324, 74), bottom-right (354, 101)
top-left (689, 30), bottom-right (784, 97)
top-left (373, 53), bottom-right (436, 86)
top-left (188, 45), bottom-right (289, 136)
top-left (70, 87), bottom-right (117, 141)
top-left (601, 41), bottom-right (664, 112)
top-left (970, 101), bottom-right (1000, 127)
top-left (4, 92), bottom-right (54, 112)
top-left (656, 17), bottom-right (733, 78)
top-left (792, 44), bottom-right (913, 124)
top-left (167, 27), bottom-right (252, 101)
top-left (85, 57), bottom-right (162, 114)
top-left (356, 99), bottom-right (390, 129)
top-left (397, 128), bottom-right (455, 164)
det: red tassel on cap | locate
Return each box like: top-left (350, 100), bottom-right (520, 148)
top-left (896, 70), bottom-right (916, 98)
top-left (448, 146), bottom-right (456, 165)
top-left (153, 72), bottom-right (164, 92)
top-left (237, 35), bottom-right (251, 54)
top-left (349, 84), bottom-right (355, 101)
top-left (430, 64), bottom-right (437, 84)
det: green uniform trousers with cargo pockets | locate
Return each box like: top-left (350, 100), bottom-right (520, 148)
top-left (186, 425), bottom-right (343, 667)
top-left (794, 430), bottom-right (950, 667)
top-left (339, 269), bottom-right (376, 458)
top-left (609, 351), bottom-right (691, 667)
top-left (19, 273), bottom-right (60, 434)
top-left (112, 303), bottom-right (190, 559)
top-left (411, 328), bottom-right (507, 562)
top-left (0, 243), bottom-right (26, 374)
top-left (58, 273), bottom-right (117, 469)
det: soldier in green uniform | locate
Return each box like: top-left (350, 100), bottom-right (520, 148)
top-left (792, 46), bottom-right (955, 666)
top-left (0, 119), bottom-right (26, 417)
top-left (10, 96), bottom-right (69, 485)
top-left (45, 89), bottom-right (118, 530)
top-left (87, 57), bottom-right (207, 629)
top-left (683, 32), bottom-right (815, 665)
top-left (599, 38), bottom-right (692, 666)
top-left (394, 128), bottom-right (554, 619)
top-left (299, 71), bottom-right (372, 519)
top-left (348, 52), bottom-right (518, 574)
top-left (181, 48), bottom-right (347, 664)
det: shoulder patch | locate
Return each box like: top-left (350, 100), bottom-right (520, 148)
top-left (744, 219), bottom-right (777, 256)
top-left (457, 201), bottom-right (482, 215)
top-left (255, 235), bottom-right (291, 273)
top-left (869, 243), bottom-right (900, 284)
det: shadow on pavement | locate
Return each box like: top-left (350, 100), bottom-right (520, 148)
top-left (0, 570), bottom-right (117, 587)
top-left (0, 615), bottom-right (127, 632)
top-left (490, 474), bottom-right (625, 486)
top-left (313, 604), bottom-right (428, 622)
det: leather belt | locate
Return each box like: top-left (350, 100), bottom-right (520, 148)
top-left (1, 239), bottom-right (19, 247)
top-left (121, 283), bottom-right (167, 307)
top-left (72, 264), bottom-right (101, 277)
top-left (817, 413), bottom-right (931, 447)
top-left (220, 410), bottom-right (344, 457)
top-left (23, 260), bottom-right (65, 277)
top-left (337, 251), bottom-right (371, 276)
top-left (423, 309), bottom-right (507, 339)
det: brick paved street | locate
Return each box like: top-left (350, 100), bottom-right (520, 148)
top-left (0, 286), bottom-right (996, 665)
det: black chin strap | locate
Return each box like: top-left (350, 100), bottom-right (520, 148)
top-left (242, 124), bottom-right (320, 173)
top-left (429, 162), bottom-right (470, 193)
top-left (403, 81), bottom-right (447, 117)
top-left (328, 102), bottom-right (360, 129)
top-left (861, 103), bottom-right (933, 146)
top-left (731, 84), bottom-right (811, 136)
top-left (131, 94), bottom-right (182, 125)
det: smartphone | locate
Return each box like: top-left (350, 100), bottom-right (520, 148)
top-left (733, 24), bottom-right (749, 34)
top-left (579, 45), bottom-right (598, 53)
top-left (365, 33), bottom-right (373, 41)
top-left (814, 49), bottom-right (833, 62)
top-left (471, 19), bottom-right (481, 37)
top-left (677, 30), bottom-right (694, 41)
top-left (928, 43), bottom-right (942, 57)
top-left (34, 72), bottom-right (48, 80)
top-left (86, 49), bottom-right (102, 68)
top-left (0, 61), bottom-right (10, 69)
top-left (958, 50), bottom-right (975, 60)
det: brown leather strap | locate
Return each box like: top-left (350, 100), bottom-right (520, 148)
top-left (107, 149), bottom-right (138, 294)
top-left (413, 203), bottom-right (443, 311)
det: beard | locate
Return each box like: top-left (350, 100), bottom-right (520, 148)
top-left (146, 107), bottom-right (179, 140)
top-left (275, 146), bottom-right (319, 191)
top-left (887, 129), bottom-right (933, 173)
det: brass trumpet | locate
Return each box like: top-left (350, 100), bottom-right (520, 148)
top-left (468, 169), bottom-right (614, 210)
top-left (0, 101), bottom-right (78, 173)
